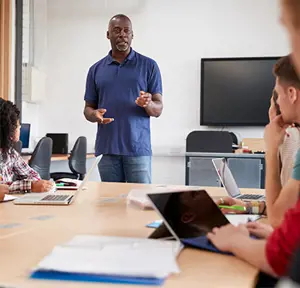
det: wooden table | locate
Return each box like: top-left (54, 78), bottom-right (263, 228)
top-left (22, 153), bottom-right (95, 163)
top-left (0, 183), bottom-right (261, 287)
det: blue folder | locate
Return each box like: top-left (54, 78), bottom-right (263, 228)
top-left (181, 236), bottom-right (233, 255)
top-left (181, 235), bottom-right (258, 255)
top-left (30, 270), bottom-right (165, 286)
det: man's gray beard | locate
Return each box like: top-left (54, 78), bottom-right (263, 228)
top-left (116, 44), bottom-right (129, 52)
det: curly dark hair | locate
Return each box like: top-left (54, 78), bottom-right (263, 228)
top-left (0, 98), bottom-right (20, 159)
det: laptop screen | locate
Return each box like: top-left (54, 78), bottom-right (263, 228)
top-left (148, 190), bottom-right (229, 239)
top-left (212, 158), bottom-right (240, 198)
top-left (20, 123), bottom-right (31, 149)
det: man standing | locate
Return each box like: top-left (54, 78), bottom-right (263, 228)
top-left (84, 14), bottom-right (163, 183)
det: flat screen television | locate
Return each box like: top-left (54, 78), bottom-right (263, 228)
top-left (200, 57), bottom-right (281, 126)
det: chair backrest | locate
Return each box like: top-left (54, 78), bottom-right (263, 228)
top-left (286, 245), bottom-right (300, 286)
top-left (68, 136), bottom-right (87, 179)
top-left (186, 131), bottom-right (233, 153)
top-left (13, 140), bottom-right (23, 154)
top-left (29, 137), bottom-right (53, 180)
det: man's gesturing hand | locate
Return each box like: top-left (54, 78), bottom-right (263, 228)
top-left (93, 109), bottom-right (114, 124)
top-left (136, 91), bottom-right (152, 108)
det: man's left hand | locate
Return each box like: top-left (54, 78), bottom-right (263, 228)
top-left (136, 91), bottom-right (152, 108)
top-left (264, 115), bottom-right (289, 153)
top-left (207, 224), bottom-right (249, 252)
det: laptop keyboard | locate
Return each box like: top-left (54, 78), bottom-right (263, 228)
top-left (41, 195), bottom-right (70, 202)
top-left (238, 194), bottom-right (262, 200)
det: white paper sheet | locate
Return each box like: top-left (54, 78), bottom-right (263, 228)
top-left (3, 195), bottom-right (18, 202)
top-left (36, 235), bottom-right (180, 278)
top-left (225, 214), bottom-right (261, 226)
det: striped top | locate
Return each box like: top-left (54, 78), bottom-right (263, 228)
top-left (279, 127), bottom-right (300, 186)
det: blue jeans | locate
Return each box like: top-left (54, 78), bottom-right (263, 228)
top-left (98, 155), bottom-right (152, 183)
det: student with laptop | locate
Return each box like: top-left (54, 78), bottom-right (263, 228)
top-left (0, 99), bottom-right (53, 194)
top-left (216, 56), bottom-right (300, 227)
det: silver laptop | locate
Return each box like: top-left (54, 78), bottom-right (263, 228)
top-left (212, 158), bottom-right (265, 201)
top-left (13, 155), bottom-right (101, 205)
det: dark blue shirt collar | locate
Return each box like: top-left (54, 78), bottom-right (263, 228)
top-left (107, 48), bottom-right (135, 64)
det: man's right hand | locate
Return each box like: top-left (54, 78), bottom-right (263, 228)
top-left (93, 109), bottom-right (114, 124)
top-left (31, 180), bottom-right (53, 193)
top-left (264, 115), bottom-right (289, 153)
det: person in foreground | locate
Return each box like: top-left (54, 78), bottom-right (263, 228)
top-left (217, 56), bottom-right (300, 228)
top-left (0, 99), bottom-right (53, 193)
top-left (84, 14), bottom-right (163, 184)
top-left (208, 56), bottom-right (300, 277)
top-left (281, 0), bottom-right (300, 78)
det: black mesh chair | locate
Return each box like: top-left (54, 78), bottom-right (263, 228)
top-left (186, 131), bottom-right (233, 153)
top-left (50, 136), bottom-right (87, 181)
top-left (28, 137), bottom-right (53, 180)
top-left (13, 140), bottom-right (23, 154)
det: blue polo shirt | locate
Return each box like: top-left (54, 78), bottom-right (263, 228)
top-left (84, 49), bottom-right (162, 157)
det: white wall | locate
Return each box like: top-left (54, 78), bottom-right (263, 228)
top-left (24, 0), bottom-right (290, 185)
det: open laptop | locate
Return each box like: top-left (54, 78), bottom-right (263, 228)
top-left (13, 155), bottom-right (101, 205)
top-left (147, 189), bottom-right (230, 244)
top-left (212, 158), bottom-right (265, 201)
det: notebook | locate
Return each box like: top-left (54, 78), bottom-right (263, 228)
top-left (30, 235), bottom-right (181, 285)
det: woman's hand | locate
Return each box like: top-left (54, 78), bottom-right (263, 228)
top-left (246, 222), bottom-right (274, 239)
top-left (207, 224), bottom-right (249, 252)
top-left (215, 196), bottom-right (246, 214)
top-left (0, 184), bottom-right (9, 201)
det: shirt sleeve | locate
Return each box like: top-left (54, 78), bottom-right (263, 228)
top-left (147, 61), bottom-right (163, 96)
top-left (84, 66), bottom-right (98, 104)
top-left (9, 180), bottom-right (32, 194)
top-left (292, 149), bottom-right (300, 180)
top-left (10, 151), bottom-right (41, 194)
top-left (266, 200), bottom-right (300, 276)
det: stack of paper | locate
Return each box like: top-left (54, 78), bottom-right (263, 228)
top-left (225, 214), bottom-right (261, 226)
top-left (127, 186), bottom-right (201, 210)
top-left (31, 235), bottom-right (181, 285)
top-left (2, 195), bottom-right (18, 202)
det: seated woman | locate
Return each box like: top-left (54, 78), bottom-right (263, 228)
top-left (216, 56), bottom-right (300, 227)
top-left (0, 99), bottom-right (53, 193)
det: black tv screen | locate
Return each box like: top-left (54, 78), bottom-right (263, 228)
top-left (200, 57), bottom-right (280, 126)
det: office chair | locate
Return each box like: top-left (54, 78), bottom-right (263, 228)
top-left (275, 245), bottom-right (300, 287)
top-left (13, 140), bottom-right (22, 154)
top-left (50, 136), bottom-right (87, 181)
top-left (186, 131), bottom-right (233, 153)
top-left (28, 137), bottom-right (53, 180)
top-left (289, 245), bottom-right (300, 285)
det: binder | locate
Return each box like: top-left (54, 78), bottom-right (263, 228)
top-left (31, 270), bottom-right (165, 286)
top-left (181, 236), bottom-right (233, 255)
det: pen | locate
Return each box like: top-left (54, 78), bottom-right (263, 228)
top-left (218, 205), bottom-right (246, 212)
